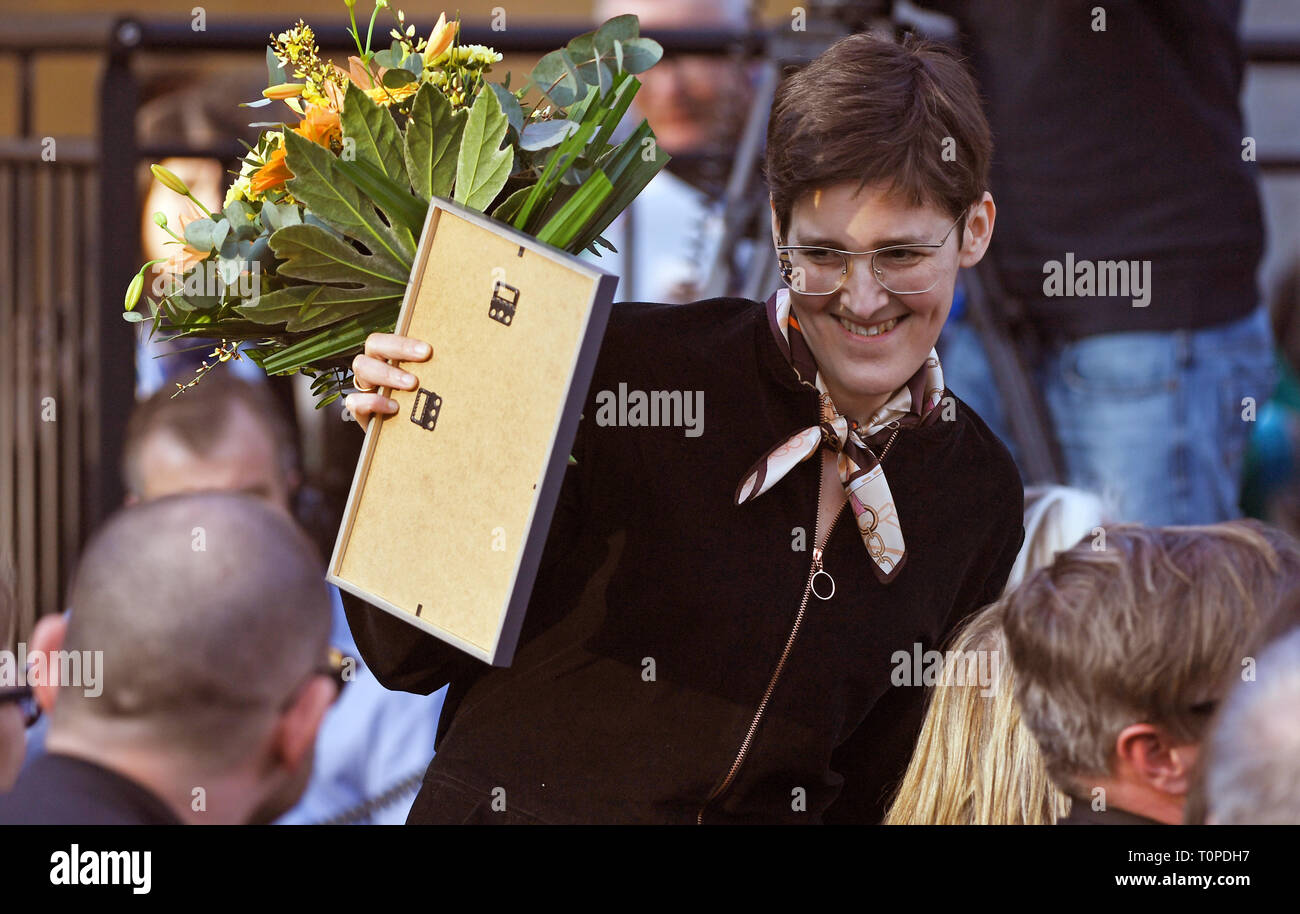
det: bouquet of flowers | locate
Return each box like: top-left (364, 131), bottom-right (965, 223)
top-left (124, 2), bottom-right (668, 406)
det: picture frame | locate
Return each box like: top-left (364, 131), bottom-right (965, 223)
top-left (326, 195), bottom-right (619, 666)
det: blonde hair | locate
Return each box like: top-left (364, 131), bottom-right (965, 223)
top-left (884, 603), bottom-right (1071, 824)
top-left (885, 485), bottom-right (1108, 824)
top-left (1006, 486), bottom-right (1109, 591)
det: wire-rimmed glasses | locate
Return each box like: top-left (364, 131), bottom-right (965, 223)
top-left (776, 211), bottom-right (966, 296)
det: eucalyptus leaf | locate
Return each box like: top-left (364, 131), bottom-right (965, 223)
top-left (266, 47), bottom-right (287, 86)
top-left (183, 217), bottom-right (221, 252)
top-left (530, 48), bottom-right (582, 107)
top-left (381, 67), bottom-right (417, 88)
top-left (486, 82), bottom-right (524, 135)
top-left (404, 83), bottom-right (467, 202)
top-left (519, 119), bottom-right (579, 151)
top-left (618, 37), bottom-right (663, 73)
top-left (595, 14), bottom-right (639, 49)
top-left (453, 88), bottom-right (514, 212)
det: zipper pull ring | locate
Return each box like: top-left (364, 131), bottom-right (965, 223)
top-left (811, 548), bottom-right (835, 601)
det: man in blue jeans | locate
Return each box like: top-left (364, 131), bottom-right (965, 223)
top-left (940, 292), bottom-right (1275, 526)
top-left (923, 0), bottom-right (1273, 525)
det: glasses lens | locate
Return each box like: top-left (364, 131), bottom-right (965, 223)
top-left (779, 248), bottom-right (847, 295)
top-left (872, 246), bottom-right (945, 294)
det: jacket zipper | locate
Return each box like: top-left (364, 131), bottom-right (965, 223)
top-left (697, 454), bottom-right (846, 824)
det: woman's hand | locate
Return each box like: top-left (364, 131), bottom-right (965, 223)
top-left (343, 332), bottom-right (433, 427)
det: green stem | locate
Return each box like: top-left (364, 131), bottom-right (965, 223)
top-left (364, 2), bottom-right (382, 60)
top-left (186, 191), bottom-right (214, 219)
top-left (347, 1), bottom-right (364, 58)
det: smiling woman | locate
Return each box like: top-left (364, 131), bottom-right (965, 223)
top-left (339, 32), bottom-right (1025, 824)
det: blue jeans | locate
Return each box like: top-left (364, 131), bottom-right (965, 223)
top-left (938, 306), bottom-right (1277, 525)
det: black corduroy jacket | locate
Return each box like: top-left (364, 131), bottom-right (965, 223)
top-left (341, 296), bottom-right (1025, 824)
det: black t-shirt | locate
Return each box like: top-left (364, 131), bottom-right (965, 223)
top-left (925, 0), bottom-right (1264, 338)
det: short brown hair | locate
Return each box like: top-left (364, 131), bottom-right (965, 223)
top-left (764, 32), bottom-right (991, 241)
top-left (121, 370), bottom-right (298, 497)
top-left (1002, 521), bottom-right (1300, 797)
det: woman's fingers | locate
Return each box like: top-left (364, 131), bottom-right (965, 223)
top-left (344, 333), bottom-right (432, 429)
top-left (343, 392), bottom-right (398, 427)
top-left (364, 332), bottom-right (433, 363)
top-left (352, 352), bottom-right (419, 393)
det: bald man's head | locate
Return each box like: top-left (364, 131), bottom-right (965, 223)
top-left (54, 492), bottom-right (331, 769)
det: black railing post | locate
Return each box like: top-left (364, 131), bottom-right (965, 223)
top-left (92, 18), bottom-right (142, 534)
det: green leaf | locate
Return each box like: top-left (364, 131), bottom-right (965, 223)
top-left (282, 130), bottom-right (415, 273)
top-left (404, 82), bottom-right (467, 202)
top-left (486, 82), bottom-right (524, 135)
top-left (618, 37), bottom-right (663, 74)
top-left (122, 310), bottom-right (145, 323)
top-left (536, 171), bottom-right (612, 248)
top-left (491, 185), bottom-right (534, 225)
top-left (268, 221), bottom-right (409, 287)
top-left (334, 156), bottom-right (428, 237)
top-left (183, 217), bottom-right (228, 253)
top-left (519, 119), bottom-right (579, 151)
top-left (381, 67), bottom-right (417, 88)
top-left (341, 82), bottom-right (410, 191)
top-left (529, 48), bottom-right (583, 107)
top-left (595, 14), bottom-right (639, 49)
top-left (266, 47), bottom-right (287, 86)
top-left (572, 124), bottom-right (670, 252)
top-left (514, 111), bottom-right (603, 232)
top-left (259, 301), bottom-right (403, 375)
top-left (258, 200), bottom-right (302, 233)
top-left (453, 89), bottom-right (514, 212)
top-left (236, 221), bottom-right (408, 331)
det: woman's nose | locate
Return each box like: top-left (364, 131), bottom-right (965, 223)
top-left (838, 256), bottom-right (892, 313)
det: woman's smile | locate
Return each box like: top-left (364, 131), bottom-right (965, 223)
top-left (834, 311), bottom-right (909, 341)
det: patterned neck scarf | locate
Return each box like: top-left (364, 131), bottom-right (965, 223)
top-left (735, 289), bottom-right (946, 584)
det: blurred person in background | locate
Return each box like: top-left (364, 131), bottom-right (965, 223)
top-left (1003, 521), bottom-right (1300, 825)
top-left (0, 494), bottom-right (336, 824)
top-left (881, 485), bottom-right (1105, 824)
top-left (1203, 627), bottom-right (1300, 825)
top-left (0, 555), bottom-right (29, 793)
top-left (587, 0), bottom-right (757, 302)
top-left (922, 0), bottom-right (1272, 525)
top-left (117, 371), bottom-right (443, 824)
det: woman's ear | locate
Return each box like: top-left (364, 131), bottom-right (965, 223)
top-left (957, 192), bottom-right (996, 268)
top-left (769, 196), bottom-right (781, 247)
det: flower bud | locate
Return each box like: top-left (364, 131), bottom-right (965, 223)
top-left (150, 164), bottom-right (191, 197)
top-left (263, 83), bottom-right (306, 100)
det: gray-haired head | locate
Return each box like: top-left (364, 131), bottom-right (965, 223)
top-left (1205, 627), bottom-right (1300, 825)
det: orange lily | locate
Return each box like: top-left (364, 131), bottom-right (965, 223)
top-left (251, 144), bottom-right (293, 195)
top-left (295, 104), bottom-right (342, 148)
top-left (427, 13), bottom-right (454, 60)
